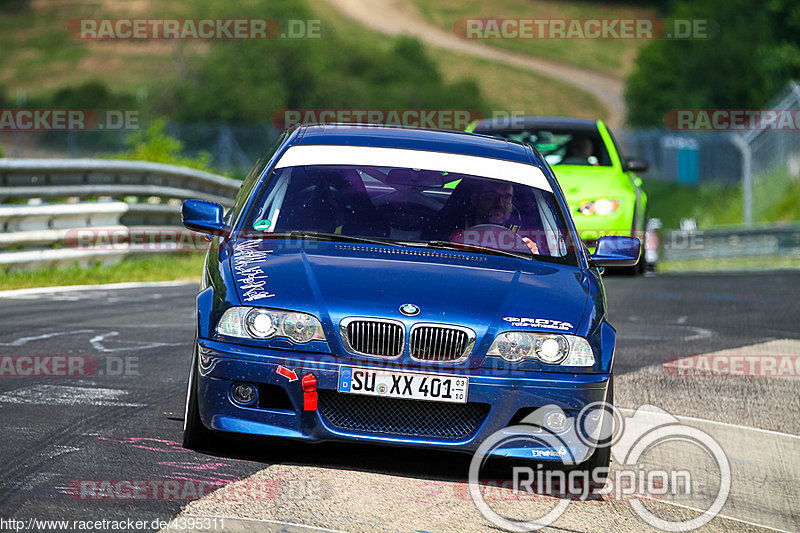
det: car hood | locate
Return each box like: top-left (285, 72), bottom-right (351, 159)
top-left (228, 240), bottom-right (590, 342)
top-left (551, 165), bottom-right (633, 202)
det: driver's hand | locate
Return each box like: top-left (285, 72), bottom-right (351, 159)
top-left (521, 237), bottom-right (539, 254)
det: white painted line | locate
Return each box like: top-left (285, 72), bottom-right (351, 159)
top-left (89, 331), bottom-right (184, 353)
top-left (0, 330), bottom-right (94, 346)
top-left (635, 495), bottom-right (796, 533)
top-left (0, 385), bottom-right (144, 407)
top-left (618, 407), bottom-right (800, 439)
top-left (0, 280), bottom-right (196, 298)
top-left (178, 515), bottom-right (353, 533)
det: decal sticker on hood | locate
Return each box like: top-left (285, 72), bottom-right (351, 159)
top-left (233, 241), bottom-right (275, 302)
top-left (503, 317), bottom-right (573, 331)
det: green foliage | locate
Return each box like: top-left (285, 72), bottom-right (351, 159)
top-left (0, 0), bottom-right (28, 10)
top-left (0, 142), bottom-right (5, 158)
top-left (626, 0), bottom-right (800, 126)
top-left (45, 80), bottom-right (136, 110)
top-left (165, 0), bottom-right (485, 122)
top-left (0, 253), bottom-right (205, 290)
top-left (13, 80), bottom-right (137, 111)
top-left (111, 118), bottom-right (213, 172)
top-left (645, 172), bottom-right (800, 230)
top-left (759, 0), bottom-right (800, 96)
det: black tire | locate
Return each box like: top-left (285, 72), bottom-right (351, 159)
top-left (574, 375), bottom-right (614, 491)
top-left (183, 340), bottom-right (216, 450)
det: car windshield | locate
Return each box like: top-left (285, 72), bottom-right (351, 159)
top-left (477, 128), bottom-right (612, 167)
top-left (240, 151), bottom-right (578, 265)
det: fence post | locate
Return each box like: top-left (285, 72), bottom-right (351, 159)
top-left (729, 133), bottom-right (753, 227)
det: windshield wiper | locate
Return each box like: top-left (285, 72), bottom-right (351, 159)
top-left (424, 240), bottom-right (531, 260)
top-left (247, 230), bottom-right (405, 247)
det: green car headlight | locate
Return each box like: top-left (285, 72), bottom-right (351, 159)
top-left (578, 198), bottom-right (620, 216)
top-left (217, 307), bottom-right (326, 344)
top-left (487, 333), bottom-right (595, 366)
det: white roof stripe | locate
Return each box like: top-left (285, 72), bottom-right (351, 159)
top-left (275, 145), bottom-right (552, 192)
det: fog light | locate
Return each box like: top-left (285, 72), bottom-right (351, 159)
top-left (545, 411), bottom-right (569, 432)
top-left (231, 383), bottom-right (257, 406)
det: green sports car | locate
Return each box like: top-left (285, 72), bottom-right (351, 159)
top-left (468, 116), bottom-right (653, 273)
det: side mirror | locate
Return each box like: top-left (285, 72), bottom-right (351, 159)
top-left (182, 200), bottom-right (229, 237)
top-left (589, 236), bottom-right (640, 267)
top-left (624, 159), bottom-right (649, 173)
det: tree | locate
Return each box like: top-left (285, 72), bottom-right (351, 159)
top-left (625, 0), bottom-right (798, 127)
top-left (112, 118), bottom-right (212, 172)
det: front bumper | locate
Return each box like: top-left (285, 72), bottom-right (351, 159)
top-left (196, 338), bottom-right (610, 461)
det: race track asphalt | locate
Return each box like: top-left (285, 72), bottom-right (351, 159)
top-left (0, 272), bottom-right (797, 532)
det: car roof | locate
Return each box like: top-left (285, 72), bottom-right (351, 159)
top-left (473, 116), bottom-right (600, 133)
top-left (293, 123), bottom-right (540, 166)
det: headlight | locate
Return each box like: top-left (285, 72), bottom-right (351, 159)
top-left (493, 332), bottom-right (535, 362)
top-left (578, 198), bottom-right (620, 216)
top-left (217, 307), bottom-right (326, 343)
top-left (487, 333), bottom-right (595, 366)
top-left (245, 309), bottom-right (279, 339)
top-left (535, 335), bottom-right (569, 364)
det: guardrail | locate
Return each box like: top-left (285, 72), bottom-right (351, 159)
top-left (3, 159), bottom-right (797, 270)
top-left (0, 159), bottom-right (241, 269)
top-left (661, 225), bottom-right (800, 262)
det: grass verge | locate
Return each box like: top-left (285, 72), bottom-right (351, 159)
top-left (0, 252), bottom-right (204, 290)
top-left (409, 0), bottom-right (655, 78)
top-left (658, 257), bottom-right (800, 273)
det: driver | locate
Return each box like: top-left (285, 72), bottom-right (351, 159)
top-left (470, 181), bottom-right (539, 254)
top-left (561, 136), bottom-right (597, 166)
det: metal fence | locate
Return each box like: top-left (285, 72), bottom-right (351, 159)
top-left (620, 81), bottom-right (800, 190)
top-left (619, 130), bottom-right (747, 186)
top-left (620, 81), bottom-right (800, 227)
top-left (0, 159), bottom-right (240, 269)
top-left (743, 82), bottom-right (800, 179)
top-left (661, 224), bottom-right (800, 262)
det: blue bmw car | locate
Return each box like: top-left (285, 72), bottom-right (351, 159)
top-left (181, 124), bottom-right (638, 473)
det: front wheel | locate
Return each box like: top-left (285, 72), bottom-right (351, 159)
top-left (573, 375), bottom-right (614, 490)
top-left (183, 339), bottom-right (217, 450)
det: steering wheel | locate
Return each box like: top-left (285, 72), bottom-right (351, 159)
top-left (458, 224), bottom-right (535, 254)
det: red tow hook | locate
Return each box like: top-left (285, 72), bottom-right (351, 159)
top-left (301, 373), bottom-right (317, 411)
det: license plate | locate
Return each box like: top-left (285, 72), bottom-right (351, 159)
top-left (338, 366), bottom-right (468, 404)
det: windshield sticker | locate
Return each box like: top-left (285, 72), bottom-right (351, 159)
top-left (502, 317), bottom-right (573, 330)
top-left (233, 240), bottom-right (274, 302)
top-left (253, 219), bottom-right (272, 231)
